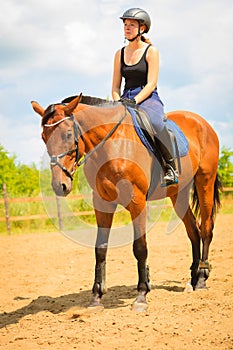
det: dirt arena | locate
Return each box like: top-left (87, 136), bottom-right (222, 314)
top-left (0, 214), bottom-right (232, 350)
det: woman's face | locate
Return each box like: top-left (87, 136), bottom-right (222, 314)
top-left (123, 19), bottom-right (140, 40)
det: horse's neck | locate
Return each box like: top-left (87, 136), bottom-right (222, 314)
top-left (75, 105), bottom-right (128, 149)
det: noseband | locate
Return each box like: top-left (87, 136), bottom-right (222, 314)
top-left (44, 114), bottom-right (83, 181)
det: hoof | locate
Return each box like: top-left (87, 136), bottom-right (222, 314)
top-left (184, 281), bottom-right (194, 293)
top-left (131, 301), bottom-right (148, 312)
top-left (194, 275), bottom-right (208, 290)
top-left (88, 295), bottom-right (104, 311)
top-left (195, 282), bottom-right (208, 290)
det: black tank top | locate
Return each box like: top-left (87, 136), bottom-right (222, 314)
top-left (121, 45), bottom-right (151, 89)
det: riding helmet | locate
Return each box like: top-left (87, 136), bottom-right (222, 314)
top-left (120, 8), bottom-right (151, 33)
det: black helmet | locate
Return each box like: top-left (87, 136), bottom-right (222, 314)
top-left (120, 8), bottom-right (151, 33)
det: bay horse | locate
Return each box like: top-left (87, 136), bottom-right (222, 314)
top-left (31, 94), bottom-right (221, 311)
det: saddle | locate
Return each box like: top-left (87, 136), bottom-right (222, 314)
top-left (127, 106), bottom-right (186, 168)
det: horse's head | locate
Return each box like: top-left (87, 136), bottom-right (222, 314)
top-left (31, 94), bottom-right (84, 196)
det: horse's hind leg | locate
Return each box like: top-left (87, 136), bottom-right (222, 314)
top-left (192, 172), bottom-right (219, 289)
top-left (170, 186), bottom-right (201, 289)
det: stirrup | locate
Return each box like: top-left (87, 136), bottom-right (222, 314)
top-left (161, 165), bottom-right (178, 187)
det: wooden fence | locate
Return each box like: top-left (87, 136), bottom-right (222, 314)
top-left (1, 184), bottom-right (232, 235)
top-left (0, 184), bottom-right (95, 234)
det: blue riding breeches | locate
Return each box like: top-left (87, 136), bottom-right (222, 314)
top-left (121, 86), bottom-right (165, 134)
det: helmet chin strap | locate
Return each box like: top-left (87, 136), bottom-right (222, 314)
top-left (127, 33), bottom-right (141, 42)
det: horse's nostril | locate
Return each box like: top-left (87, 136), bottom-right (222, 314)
top-left (61, 183), bottom-right (67, 193)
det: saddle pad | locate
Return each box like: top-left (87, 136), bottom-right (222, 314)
top-left (128, 107), bottom-right (189, 158)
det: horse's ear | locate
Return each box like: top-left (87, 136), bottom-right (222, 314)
top-left (31, 101), bottom-right (45, 117)
top-left (63, 93), bottom-right (83, 116)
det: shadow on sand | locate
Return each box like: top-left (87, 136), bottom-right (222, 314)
top-left (0, 282), bottom-right (185, 328)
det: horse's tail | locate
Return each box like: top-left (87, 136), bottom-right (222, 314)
top-left (191, 173), bottom-right (222, 221)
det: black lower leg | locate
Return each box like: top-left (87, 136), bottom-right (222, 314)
top-left (190, 260), bottom-right (200, 287)
top-left (92, 260), bottom-right (106, 297)
top-left (92, 245), bottom-right (107, 297)
top-left (190, 260), bottom-right (211, 289)
top-left (137, 263), bottom-right (151, 293)
top-left (133, 236), bottom-right (150, 295)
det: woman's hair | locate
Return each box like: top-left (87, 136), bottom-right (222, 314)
top-left (140, 22), bottom-right (152, 44)
top-left (141, 35), bottom-right (152, 45)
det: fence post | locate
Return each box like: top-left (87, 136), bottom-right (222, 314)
top-left (56, 196), bottom-right (63, 231)
top-left (3, 183), bottom-right (11, 235)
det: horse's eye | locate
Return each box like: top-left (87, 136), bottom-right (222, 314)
top-left (66, 132), bottom-right (72, 140)
top-left (62, 131), bottom-right (72, 142)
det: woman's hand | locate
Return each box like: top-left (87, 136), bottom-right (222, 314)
top-left (119, 97), bottom-right (137, 107)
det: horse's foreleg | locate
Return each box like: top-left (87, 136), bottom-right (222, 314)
top-left (130, 204), bottom-right (150, 311)
top-left (89, 207), bottom-right (115, 309)
top-left (90, 240), bottom-right (108, 308)
top-left (132, 236), bottom-right (151, 312)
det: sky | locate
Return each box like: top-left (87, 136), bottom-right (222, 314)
top-left (0, 0), bottom-right (232, 165)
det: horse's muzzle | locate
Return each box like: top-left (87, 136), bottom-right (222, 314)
top-left (52, 177), bottom-right (72, 197)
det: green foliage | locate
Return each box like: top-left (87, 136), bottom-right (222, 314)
top-left (218, 146), bottom-right (233, 187)
top-left (0, 144), bottom-right (40, 197)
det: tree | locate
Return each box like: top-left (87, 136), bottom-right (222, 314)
top-left (0, 145), bottom-right (40, 197)
top-left (218, 146), bottom-right (233, 187)
top-left (15, 163), bottom-right (40, 197)
top-left (0, 145), bottom-right (17, 196)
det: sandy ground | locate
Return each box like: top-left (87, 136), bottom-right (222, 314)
top-left (0, 214), bottom-right (232, 350)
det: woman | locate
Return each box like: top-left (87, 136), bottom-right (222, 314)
top-left (112, 8), bottom-right (178, 187)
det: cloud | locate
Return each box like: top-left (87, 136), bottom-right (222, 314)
top-left (0, 0), bottom-right (125, 85)
top-left (210, 119), bottom-right (233, 151)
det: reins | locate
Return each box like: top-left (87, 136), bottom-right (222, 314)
top-left (44, 106), bottom-right (127, 179)
top-left (77, 106), bottom-right (127, 167)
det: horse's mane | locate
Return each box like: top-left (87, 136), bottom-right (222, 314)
top-left (42, 95), bottom-right (112, 126)
top-left (62, 95), bottom-right (109, 105)
top-left (42, 104), bottom-right (60, 126)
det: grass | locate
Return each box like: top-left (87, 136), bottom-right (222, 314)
top-left (0, 194), bottom-right (232, 236)
top-left (219, 193), bottom-right (233, 214)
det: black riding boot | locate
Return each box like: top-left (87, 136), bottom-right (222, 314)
top-left (157, 126), bottom-right (178, 187)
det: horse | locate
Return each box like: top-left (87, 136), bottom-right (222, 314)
top-left (31, 94), bottom-right (221, 311)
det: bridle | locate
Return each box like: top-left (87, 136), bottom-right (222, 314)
top-left (44, 114), bottom-right (83, 181)
top-left (43, 105), bottom-right (127, 181)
